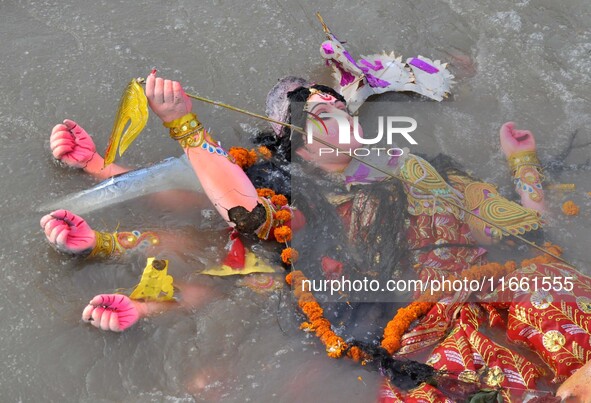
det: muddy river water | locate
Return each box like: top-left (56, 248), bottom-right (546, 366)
top-left (1, 0), bottom-right (590, 401)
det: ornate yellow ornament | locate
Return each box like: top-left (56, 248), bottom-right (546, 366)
top-left (463, 182), bottom-right (542, 240)
top-left (576, 296), bottom-right (591, 314)
top-left (129, 257), bottom-right (175, 301)
top-left (484, 366), bottom-right (505, 387)
top-left (104, 78), bottom-right (149, 166)
top-left (200, 252), bottom-right (276, 277)
top-left (542, 330), bottom-right (566, 353)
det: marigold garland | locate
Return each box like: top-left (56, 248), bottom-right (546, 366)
top-left (286, 270), bottom-right (367, 361)
top-left (228, 147), bottom-right (257, 170)
top-left (256, 188), bottom-right (275, 198)
top-left (271, 194), bottom-right (288, 207)
top-left (274, 210), bottom-right (292, 224)
top-left (281, 247), bottom-right (299, 264)
top-left (562, 200), bottom-right (580, 216)
top-left (274, 225), bottom-right (292, 243)
top-left (257, 146), bottom-right (272, 159)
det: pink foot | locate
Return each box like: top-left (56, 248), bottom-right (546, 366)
top-left (82, 294), bottom-right (142, 332)
top-left (40, 209), bottom-right (96, 255)
top-left (499, 121), bottom-right (537, 158)
top-left (50, 119), bottom-right (97, 169)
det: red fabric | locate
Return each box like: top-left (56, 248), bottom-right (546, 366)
top-left (321, 256), bottom-right (344, 280)
top-left (285, 207), bottom-right (306, 232)
top-left (505, 262), bottom-right (591, 382)
top-left (222, 231), bottom-right (246, 269)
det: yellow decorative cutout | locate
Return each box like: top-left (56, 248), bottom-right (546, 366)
top-left (201, 252), bottom-right (277, 277)
top-left (129, 257), bottom-right (174, 301)
top-left (104, 79), bottom-right (149, 166)
top-left (463, 182), bottom-right (542, 240)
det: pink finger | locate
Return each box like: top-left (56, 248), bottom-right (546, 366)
top-left (50, 210), bottom-right (69, 220)
top-left (52, 144), bottom-right (75, 159)
top-left (172, 81), bottom-right (183, 103)
top-left (82, 304), bottom-right (96, 322)
top-left (43, 219), bottom-right (64, 237)
top-left (503, 122), bottom-right (515, 131)
top-left (40, 214), bottom-right (54, 228)
top-left (63, 119), bottom-right (79, 131)
top-left (55, 226), bottom-right (72, 247)
top-left (49, 225), bottom-right (69, 244)
top-left (51, 123), bottom-right (68, 135)
top-left (164, 80), bottom-right (173, 104)
top-left (90, 294), bottom-right (107, 306)
top-left (50, 131), bottom-right (74, 143)
top-left (109, 312), bottom-right (122, 332)
top-left (90, 294), bottom-right (115, 306)
top-left (154, 77), bottom-right (164, 104)
top-left (49, 136), bottom-right (73, 152)
top-left (145, 72), bottom-right (155, 99)
top-left (91, 306), bottom-right (105, 328)
top-left (100, 309), bottom-right (112, 330)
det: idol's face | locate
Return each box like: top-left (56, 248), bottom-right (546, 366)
top-left (297, 92), bottom-right (364, 169)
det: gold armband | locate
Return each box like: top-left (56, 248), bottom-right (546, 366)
top-left (508, 151), bottom-right (545, 202)
top-left (507, 150), bottom-right (541, 174)
top-left (88, 231), bottom-right (124, 259)
top-left (87, 230), bottom-right (160, 259)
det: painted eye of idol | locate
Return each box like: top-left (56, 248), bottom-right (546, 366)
top-left (305, 92), bottom-right (346, 113)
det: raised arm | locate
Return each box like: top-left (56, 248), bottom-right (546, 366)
top-left (144, 72), bottom-right (258, 223)
top-left (499, 122), bottom-right (545, 214)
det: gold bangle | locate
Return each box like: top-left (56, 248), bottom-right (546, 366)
top-left (178, 128), bottom-right (206, 148)
top-left (508, 150), bottom-right (541, 173)
top-left (163, 113), bottom-right (203, 140)
top-left (88, 231), bottom-right (123, 259)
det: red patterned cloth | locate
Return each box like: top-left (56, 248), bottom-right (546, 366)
top-left (316, 157), bottom-right (586, 400)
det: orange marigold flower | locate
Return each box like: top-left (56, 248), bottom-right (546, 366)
top-left (257, 145), bottom-right (272, 159)
top-left (256, 188), bottom-right (275, 198)
top-left (274, 210), bottom-right (292, 223)
top-left (281, 247), bottom-right (299, 264)
top-left (274, 225), bottom-right (292, 243)
top-left (271, 194), bottom-right (288, 207)
top-left (229, 147), bottom-right (257, 170)
top-left (562, 200), bottom-right (580, 216)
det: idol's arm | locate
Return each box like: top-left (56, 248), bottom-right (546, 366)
top-left (499, 122), bottom-right (545, 214)
top-left (50, 119), bottom-right (129, 180)
top-left (145, 73), bottom-right (258, 224)
top-left (81, 281), bottom-right (222, 332)
top-left (40, 209), bottom-right (200, 259)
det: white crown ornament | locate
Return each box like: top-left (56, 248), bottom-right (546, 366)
top-left (317, 14), bottom-right (455, 114)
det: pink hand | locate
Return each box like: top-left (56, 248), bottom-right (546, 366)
top-left (40, 209), bottom-right (96, 255)
top-left (50, 119), bottom-right (97, 168)
top-left (145, 71), bottom-right (192, 123)
top-left (82, 294), bottom-right (141, 332)
top-left (499, 121), bottom-right (537, 157)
